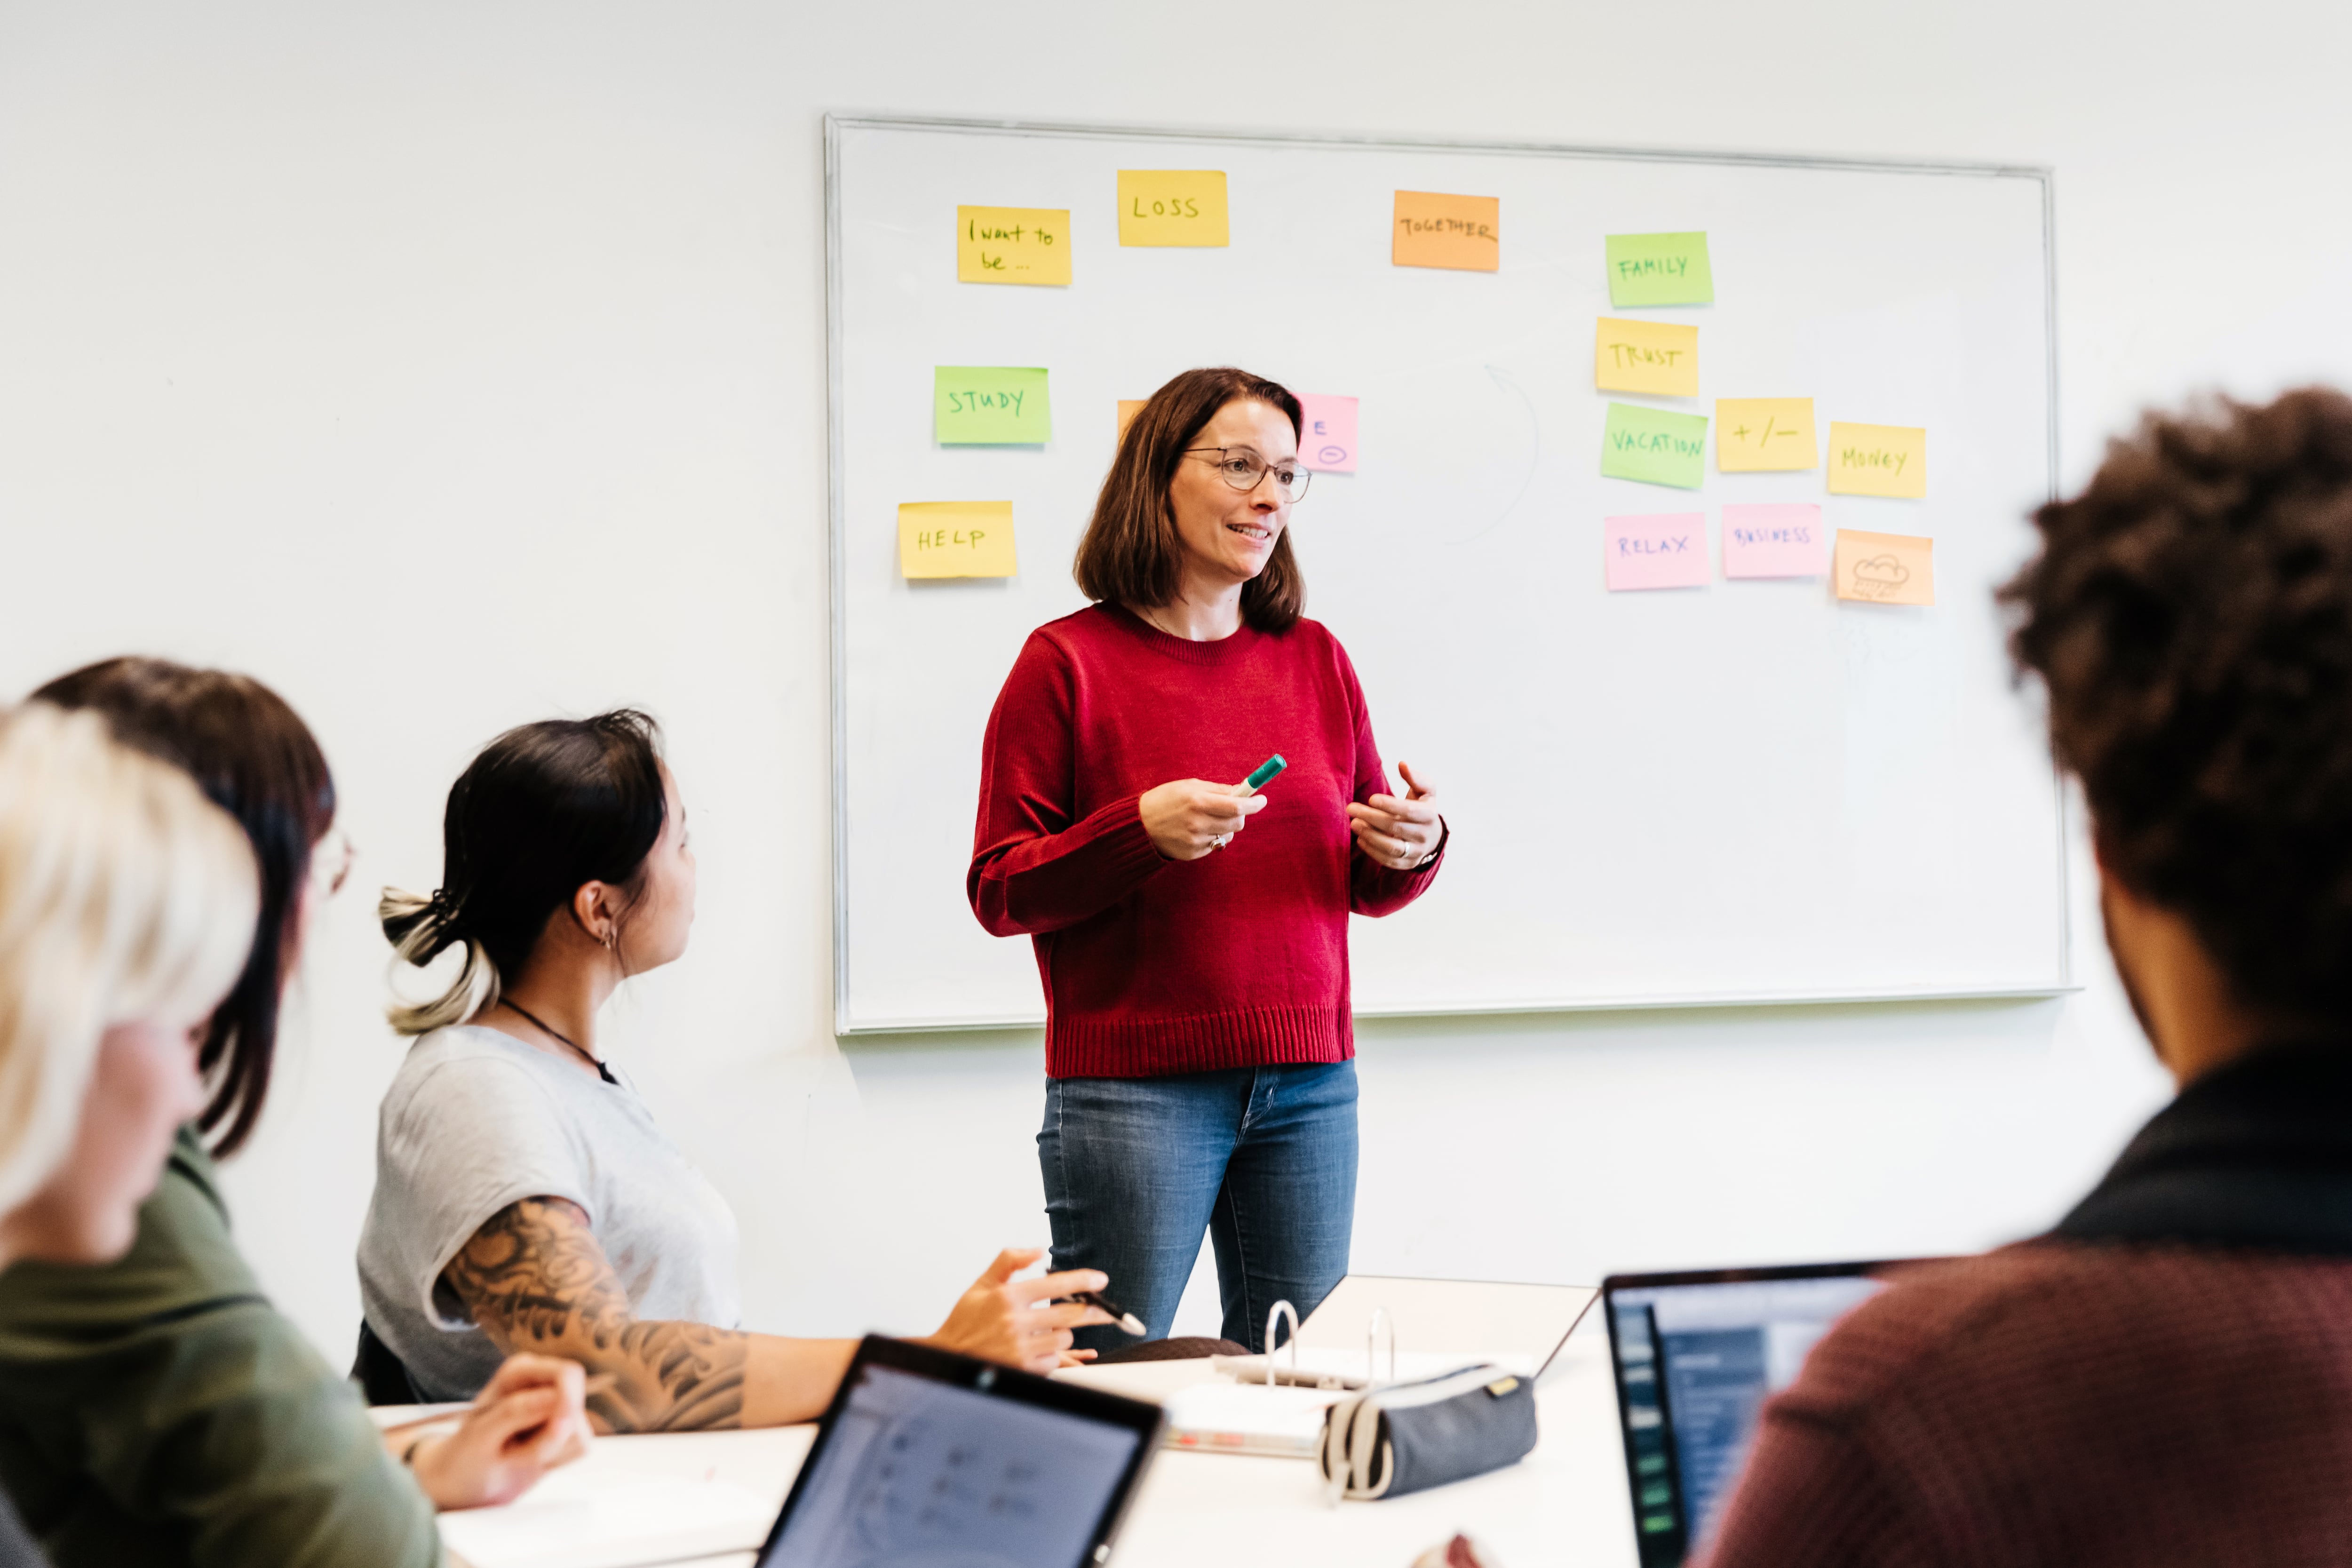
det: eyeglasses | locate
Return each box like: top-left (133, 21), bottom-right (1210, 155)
top-left (1185, 447), bottom-right (1312, 502)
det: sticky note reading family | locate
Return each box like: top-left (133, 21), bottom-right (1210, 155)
top-left (1605, 232), bottom-right (1714, 307)
top-left (1721, 504), bottom-right (1826, 578)
top-left (1601, 403), bottom-right (1708, 489)
top-left (1299, 394), bottom-right (1359, 472)
top-left (1595, 319), bottom-right (1699, 397)
top-left (1716, 398), bottom-right (1816, 472)
top-left (1604, 513), bottom-right (1711, 592)
top-left (955, 206), bottom-right (1071, 287)
top-left (1827, 422), bottom-right (1927, 498)
top-left (934, 367), bottom-right (1050, 445)
top-left (1833, 528), bottom-right (1933, 606)
top-left (1117, 171), bottom-right (1228, 246)
top-left (899, 501), bottom-right (1016, 579)
top-left (1393, 191), bottom-right (1500, 271)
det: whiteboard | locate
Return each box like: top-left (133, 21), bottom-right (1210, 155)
top-left (826, 115), bottom-right (2067, 1033)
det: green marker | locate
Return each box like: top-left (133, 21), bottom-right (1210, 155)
top-left (1241, 754), bottom-right (1287, 795)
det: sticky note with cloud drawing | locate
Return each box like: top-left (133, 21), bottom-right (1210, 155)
top-left (1833, 528), bottom-right (1933, 605)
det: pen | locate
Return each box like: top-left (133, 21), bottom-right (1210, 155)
top-left (1069, 1289), bottom-right (1148, 1336)
top-left (1239, 754), bottom-right (1286, 796)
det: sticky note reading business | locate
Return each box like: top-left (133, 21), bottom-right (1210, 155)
top-left (1117, 171), bottom-right (1228, 246)
top-left (955, 206), bottom-right (1071, 287)
top-left (1604, 513), bottom-right (1711, 591)
top-left (934, 367), bottom-right (1050, 445)
top-left (1605, 232), bottom-right (1714, 307)
top-left (1827, 422), bottom-right (1928, 498)
top-left (899, 501), bottom-right (1016, 579)
top-left (1833, 528), bottom-right (1933, 606)
top-left (1299, 394), bottom-right (1359, 472)
top-left (1721, 504), bottom-right (1827, 578)
top-left (1601, 403), bottom-right (1708, 489)
top-left (1393, 191), bottom-right (1500, 271)
top-left (1595, 318), bottom-right (1700, 397)
top-left (1716, 398), bottom-right (1817, 472)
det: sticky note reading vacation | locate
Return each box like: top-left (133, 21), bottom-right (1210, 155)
top-left (1601, 403), bottom-right (1708, 489)
top-left (1716, 398), bottom-right (1816, 472)
top-left (1604, 513), bottom-right (1711, 591)
top-left (955, 206), bottom-right (1071, 287)
top-left (1833, 528), bottom-right (1933, 606)
top-left (1605, 232), bottom-right (1714, 307)
top-left (934, 366), bottom-right (1050, 445)
top-left (1827, 422), bottom-right (1927, 498)
top-left (1393, 191), bottom-right (1500, 271)
top-left (1117, 171), bottom-right (1228, 246)
top-left (1299, 394), bottom-right (1359, 472)
top-left (1595, 318), bottom-right (1699, 397)
top-left (1721, 504), bottom-right (1827, 578)
top-left (899, 501), bottom-right (1017, 579)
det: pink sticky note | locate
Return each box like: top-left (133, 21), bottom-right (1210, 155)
top-left (1604, 513), bottom-right (1710, 591)
top-left (1721, 503), bottom-right (1828, 579)
top-left (1299, 394), bottom-right (1358, 472)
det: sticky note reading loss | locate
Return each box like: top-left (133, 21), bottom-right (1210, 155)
top-left (1605, 232), bottom-right (1714, 307)
top-left (1393, 191), bottom-right (1500, 271)
top-left (1716, 398), bottom-right (1816, 472)
top-left (956, 206), bottom-right (1070, 286)
top-left (1299, 394), bottom-right (1359, 472)
top-left (1722, 504), bottom-right (1827, 578)
top-left (899, 501), bottom-right (1016, 579)
top-left (935, 367), bottom-right (1050, 444)
top-left (1602, 404), bottom-right (1708, 489)
top-left (1827, 422), bottom-right (1927, 498)
top-left (1834, 528), bottom-right (1933, 606)
top-left (1118, 171), bottom-right (1228, 246)
top-left (1605, 514), bottom-right (1710, 591)
top-left (1595, 319), bottom-right (1699, 397)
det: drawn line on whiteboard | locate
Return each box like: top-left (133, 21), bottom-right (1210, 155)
top-left (1460, 364), bottom-right (1541, 545)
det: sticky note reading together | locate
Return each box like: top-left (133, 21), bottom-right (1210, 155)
top-left (1827, 422), bottom-right (1927, 498)
top-left (1299, 394), bottom-right (1359, 472)
top-left (935, 367), bottom-right (1050, 445)
top-left (1118, 171), bottom-right (1228, 246)
top-left (1393, 191), bottom-right (1500, 271)
top-left (956, 206), bottom-right (1070, 286)
top-left (1605, 513), bottom-right (1711, 591)
top-left (1833, 528), bottom-right (1933, 605)
top-left (899, 501), bottom-right (1016, 579)
top-left (1595, 318), bottom-right (1700, 397)
top-left (1605, 232), bottom-right (1714, 307)
top-left (1716, 398), bottom-right (1817, 472)
top-left (1602, 403), bottom-right (1708, 489)
top-left (1722, 504), bottom-right (1827, 578)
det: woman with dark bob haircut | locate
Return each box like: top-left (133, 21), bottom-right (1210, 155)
top-left (969, 366), bottom-right (1450, 1354)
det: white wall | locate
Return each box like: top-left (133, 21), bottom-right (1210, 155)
top-left (5, 0), bottom-right (2346, 1359)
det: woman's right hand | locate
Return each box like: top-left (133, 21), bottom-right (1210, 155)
top-left (1139, 779), bottom-right (1267, 860)
top-left (407, 1353), bottom-right (593, 1511)
top-left (925, 1248), bottom-right (1113, 1374)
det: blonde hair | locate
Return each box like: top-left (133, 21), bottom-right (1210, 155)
top-left (0, 704), bottom-right (259, 1214)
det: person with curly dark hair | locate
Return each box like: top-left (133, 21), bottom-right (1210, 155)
top-left (1700, 387), bottom-right (2352, 1568)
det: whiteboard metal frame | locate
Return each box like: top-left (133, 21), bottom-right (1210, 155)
top-left (823, 112), bottom-right (2072, 1036)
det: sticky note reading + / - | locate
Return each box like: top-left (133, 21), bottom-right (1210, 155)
top-left (899, 501), bottom-right (1016, 579)
top-left (1604, 514), bottom-right (1711, 591)
top-left (1601, 403), bottom-right (1708, 489)
top-left (1117, 171), bottom-right (1229, 247)
top-left (1298, 394), bottom-right (1359, 472)
top-left (1716, 398), bottom-right (1817, 472)
top-left (1393, 191), bottom-right (1500, 271)
top-left (935, 367), bottom-right (1051, 445)
top-left (956, 206), bottom-right (1071, 287)
top-left (1833, 528), bottom-right (1933, 606)
top-left (1721, 504), bottom-right (1827, 579)
top-left (1595, 318), bottom-right (1700, 397)
top-left (1605, 232), bottom-right (1714, 307)
top-left (1826, 422), bottom-right (1927, 498)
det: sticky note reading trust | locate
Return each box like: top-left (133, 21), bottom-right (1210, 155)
top-left (1605, 232), bottom-right (1714, 307)
top-left (1716, 398), bottom-right (1817, 472)
top-left (1604, 513), bottom-right (1711, 591)
top-left (1602, 403), bottom-right (1708, 489)
top-left (1116, 400), bottom-right (1147, 443)
top-left (1393, 191), bottom-right (1500, 271)
top-left (1721, 503), bottom-right (1827, 578)
top-left (1833, 528), bottom-right (1933, 606)
top-left (899, 501), bottom-right (1016, 579)
top-left (1827, 422), bottom-right (1927, 498)
top-left (1118, 171), bottom-right (1229, 246)
top-left (935, 367), bottom-right (1050, 444)
top-left (1299, 394), bottom-right (1359, 472)
top-left (956, 206), bottom-right (1071, 286)
top-left (1595, 318), bottom-right (1700, 397)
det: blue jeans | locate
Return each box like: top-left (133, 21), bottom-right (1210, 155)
top-left (1038, 1060), bottom-right (1359, 1355)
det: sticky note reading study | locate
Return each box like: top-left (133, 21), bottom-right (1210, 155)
top-left (1721, 503), bottom-right (1827, 578)
top-left (1716, 398), bottom-right (1817, 472)
top-left (1595, 318), bottom-right (1700, 397)
top-left (955, 206), bottom-right (1071, 287)
top-left (1604, 513), bottom-right (1711, 591)
top-left (1298, 394), bottom-right (1359, 472)
top-left (899, 501), bottom-right (1017, 579)
top-left (1602, 403), bottom-right (1708, 489)
top-left (1833, 528), bottom-right (1934, 605)
top-left (1393, 191), bottom-right (1501, 271)
top-left (935, 367), bottom-right (1051, 444)
top-left (1826, 422), bottom-right (1928, 498)
top-left (1117, 171), bottom-right (1229, 246)
top-left (1605, 232), bottom-right (1714, 307)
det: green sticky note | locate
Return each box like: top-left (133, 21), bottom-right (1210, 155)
top-left (1602, 402), bottom-right (1708, 488)
top-left (935, 366), bottom-right (1051, 444)
top-left (1605, 232), bottom-right (1714, 307)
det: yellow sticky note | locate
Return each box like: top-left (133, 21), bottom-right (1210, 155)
top-left (1118, 171), bottom-right (1228, 247)
top-left (1834, 528), bottom-right (1934, 606)
top-left (1393, 191), bottom-right (1500, 271)
top-left (1595, 318), bottom-right (1699, 397)
top-left (1117, 400), bottom-right (1147, 441)
top-left (898, 501), bottom-right (1016, 579)
top-left (956, 206), bottom-right (1071, 286)
top-left (1716, 398), bottom-right (1818, 472)
top-left (1827, 422), bottom-right (1927, 498)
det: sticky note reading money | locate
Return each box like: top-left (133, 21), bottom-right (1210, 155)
top-left (1605, 232), bottom-right (1714, 307)
top-left (1604, 513), bottom-right (1711, 591)
top-left (899, 501), bottom-right (1016, 579)
top-left (1834, 528), bottom-right (1933, 605)
top-left (1116, 400), bottom-right (1147, 442)
top-left (1722, 504), bottom-right (1827, 578)
top-left (956, 206), bottom-right (1071, 286)
top-left (935, 367), bottom-right (1050, 444)
top-left (1601, 403), bottom-right (1708, 489)
top-left (1393, 191), bottom-right (1500, 271)
top-left (1299, 394), bottom-right (1359, 472)
top-left (1118, 171), bottom-right (1229, 246)
top-left (1595, 318), bottom-right (1700, 397)
top-left (1827, 422), bottom-right (1927, 497)
top-left (1716, 398), bottom-right (1817, 472)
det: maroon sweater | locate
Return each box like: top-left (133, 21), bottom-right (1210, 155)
top-left (967, 605), bottom-right (1443, 1079)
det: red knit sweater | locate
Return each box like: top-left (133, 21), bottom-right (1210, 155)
top-left (967, 604), bottom-right (1444, 1079)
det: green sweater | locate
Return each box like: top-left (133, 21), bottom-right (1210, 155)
top-left (0, 1128), bottom-right (440, 1567)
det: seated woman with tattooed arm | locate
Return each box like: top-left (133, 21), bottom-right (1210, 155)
top-left (356, 712), bottom-right (1109, 1432)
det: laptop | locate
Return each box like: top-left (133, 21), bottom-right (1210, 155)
top-left (754, 1335), bottom-right (1167, 1568)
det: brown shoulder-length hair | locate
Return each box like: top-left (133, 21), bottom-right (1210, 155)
top-left (1074, 366), bottom-right (1306, 633)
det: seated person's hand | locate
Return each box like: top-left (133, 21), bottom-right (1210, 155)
top-left (408, 1353), bottom-right (594, 1511)
top-left (925, 1248), bottom-right (1113, 1374)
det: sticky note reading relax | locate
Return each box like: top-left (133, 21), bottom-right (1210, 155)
top-left (1393, 191), bottom-right (1500, 271)
top-left (1833, 528), bottom-right (1933, 605)
top-left (1721, 504), bottom-right (1827, 578)
top-left (1605, 232), bottom-right (1714, 307)
top-left (935, 367), bottom-right (1050, 444)
top-left (1299, 394), bottom-right (1359, 472)
top-left (1827, 422), bottom-right (1927, 498)
top-left (1118, 171), bottom-right (1229, 246)
top-left (955, 206), bottom-right (1071, 287)
top-left (1601, 403), bottom-right (1708, 489)
top-left (1716, 398), bottom-right (1817, 472)
top-left (1595, 318), bottom-right (1699, 397)
top-left (1604, 513), bottom-right (1711, 591)
top-left (899, 501), bottom-right (1016, 579)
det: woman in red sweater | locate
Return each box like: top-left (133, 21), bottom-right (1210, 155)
top-left (968, 366), bottom-right (1447, 1353)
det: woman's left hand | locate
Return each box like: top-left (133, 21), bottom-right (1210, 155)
top-left (1347, 761), bottom-right (1443, 871)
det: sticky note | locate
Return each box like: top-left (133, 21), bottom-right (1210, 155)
top-left (1117, 400), bottom-right (1147, 442)
top-left (1722, 504), bottom-right (1827, 578)
top-left (935, 367), bottom-right (1050, 445)
top-left (1605, 232), bottom-right (1714, 307)
top-left (899, 501), bottom-right (1016, 579)
top-left (1118, 171), bottom-right (1228, 246)
top-left (1827, 422), bottom-right (1927, 497)
top-left (1595, 318), bottom-right (1699, 397)
top-left (1393, 191), bottom-right (1500, 271)
top-left (1299, 394), bottom-right (1359, 472)
top-left (1716, 398), bottom-right (1817, 472)
top-left (956, 206), bottom-right (1071, 287)
top-left (1605, 513), bottom-right (1710, 591)
top-left (1834, 528), bottom-right (1933, 605)
top-left (1601, 403), bottom-right (1708, 489)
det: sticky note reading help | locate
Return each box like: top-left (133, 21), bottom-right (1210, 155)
top-left (1605, 513), bottom-right (1711, 591)
top-left (1722, 504), bottom-right (1827, 578)
top-left (1716, 398), bottom-right (1817, 472)
top-left (1118, 171), bottom-right (1229, 247)
top-left (1605, 232), bottom-right (1714, 307)
top-left (1595, 318), bottom-right (1699, 397)
top-left (1393, 191), bottom-right (1500, 271)
top-left (1601, 403), bottom-right (1708, 489)
top-left (935, 367), bottom-right (1050, 445)
top-left (1834, 528), bottom-right (1933, 606)
top-left (1827, 422), bottom-right (1927, 498)
top-left (956, 206), bottom-right (1071, 287)
top-left (899, 501), bottom-right (1016, 579)
top-left (1299, 394), bottom-right (1359, 472)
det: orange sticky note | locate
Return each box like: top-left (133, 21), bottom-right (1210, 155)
top-left (1833, 528), bottom-right (1933, 606)
top-left (898, 501), bottom-right (1017, 579)
top-left (1595, 318), bottom-right (1699, 397)
top-left (1117, 400), bottom-right (1147, 441)
top-left (1827, 422), bottom-right (1928, 498)
top-left (1716, 398), bottom-right (1817, 471)
top-left (1393, 191), bottom-right (1500, 271)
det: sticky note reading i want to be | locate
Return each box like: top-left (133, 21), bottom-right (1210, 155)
top-left (1827, 422), bottom-right (1927, 498)
top-left (1834, 528), bottom-right (1934, 606)
top-left (1117, 171), bottom-right (1228, 246)
top-left (1716, 398), bottom-right (1817, 472)
top-left (1595, 318), bottom-right (1699, 397)
top-left (1298, 394), bottom-right (1359, 472)
top-left (1722, 503), bottom-right (1827, 579)
top-left (1393, 191), bottom-right (1500, 271)
top-left (935, 367), bottom-right (1050, 445)
top-left (1605, 232), bottom-right (1714, 307)
top-left (899, 501), bottom-right (1016, 579)
top-left (956, 206), bottom-right (1071, 286)
top-left (1601, 403), bottom-right (1708, 489)
top-left (1604, 513), bottom-right (1711, 591)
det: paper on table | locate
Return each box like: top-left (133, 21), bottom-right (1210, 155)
top-left (1722, 503), bottom-right (1827, 578)
top-left (1604, 513), bottom-right (1710, 591)
top-left (1299, 393), bottom-right (1359, 471)
top-left (1602, 403), bottom-right (1708, 489)
top-left (955, 206), bottom-right (1070, 286)
top-left (1834, 528), bottom-right (1934, 605)
top-left (437, 1474), bottom-right (779, 1568)
top-left (1826, 422), bottom-right (1927, 498)
top-left (1716, 398), bottom-right (1817, 471)
top-left (1595, 318), bottom-right (1699, 397)
top-left (899, 501), bottom-right (1017, 579)
top-left (1117, 400), bottom-right (1146, 441)
top-left (1393, 191), bottom-right (1500, 271)
top-left (1605, 232), bottom-right (1714, 307)
top-left (935, 366), bottom-right (1050, 444)
top-left (1162, 1382), bottom-right (1342, 1459)
top-left (1118, 170), bottom-right (1229, 246)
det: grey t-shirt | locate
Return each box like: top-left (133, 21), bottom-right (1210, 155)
top-left (357, 1025), bottom-right (742, 1401)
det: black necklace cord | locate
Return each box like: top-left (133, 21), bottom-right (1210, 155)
top-left (501, 999), bottom-right (619, 1086)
